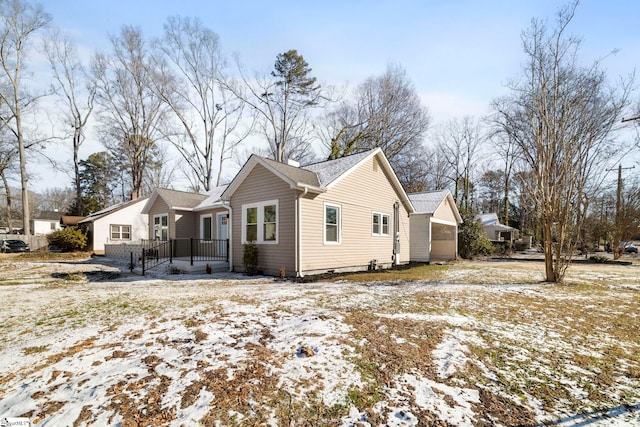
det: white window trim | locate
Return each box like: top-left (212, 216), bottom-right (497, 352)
top-left (200, 213), bottom-right (213, 241)
top-left (324, 202), bottom-right (342, 245)
top-left (372, 212), bottom-right (390, 237)
top-left (153, 213), bottom-right (169, 241)
top-left (110, 224), bottom-right (132, 240)
top-left (241, 199), bottom-right (279, 244)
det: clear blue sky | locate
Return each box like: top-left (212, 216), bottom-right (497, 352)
top-left (34, 0), bottom-right (640, 191)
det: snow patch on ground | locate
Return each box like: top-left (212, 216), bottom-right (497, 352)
top-left (1, 258), bottom-right (639, 426)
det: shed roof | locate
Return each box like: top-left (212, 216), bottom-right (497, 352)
top-left (36, 211), bottom-right (62, 221)
top-left (408, 190), bottom-right (451, 214)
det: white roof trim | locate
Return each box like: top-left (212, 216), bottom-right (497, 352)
top-left (430, 217), bottom-right (459, 227)
top-left (222, 155), bottom-right (326, 200)
top-left (324, 148), bottom-right (380, 189)
top-left (193, 201), bottom-right (226, 212)
top-left (141, 190), bottom-right (160, 215)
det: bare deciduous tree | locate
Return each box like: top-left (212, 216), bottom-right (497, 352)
top-left (434, 116), bottom-right (485, 211)
top-left (326, 64), bottom-right (430, 190)
top-left (0, 133), bottom-right (18, 231)
top-left (152, 16), bottom-right (253, 192)
top-left (44, 29), bottom-right (96, 215)
top-left (142, 142), bottom-right (177, 194)
top-left (491, 2), bottom-right (632, 282)
top-left (0, 0), bottom-right (51, 235)
top-left (92, 25), bottom-right (166, 199)
top-left (419, 144), bottom-right (450, 192)
top-left (33, 186), bottom-right (74, 214)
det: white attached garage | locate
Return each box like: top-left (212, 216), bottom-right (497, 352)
top-left (408, 190), bottom-right (461, 263)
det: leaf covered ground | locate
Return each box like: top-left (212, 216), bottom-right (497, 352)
top-left (0, 256), bottom-right (638, 426)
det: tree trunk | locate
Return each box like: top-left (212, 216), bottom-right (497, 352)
top-left (503, 174), bottom-right (510, 226)
top-left (1, 170), bottom-right (12, 233)
top-left (74, 128), bottom-right (83, 216)
top-left (16, 113), bottom-right (30, 235)
top-left (542, 217), bottom-right (555, 282)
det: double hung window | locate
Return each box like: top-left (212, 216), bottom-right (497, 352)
top-left (372, 212), bottom-right (390, 236)
top-left (242, 200), bottom-right (278, 244)
top-left (110, 224), bottom-right (131, 240)
top-left (324, 203), bottom-right (341, 244)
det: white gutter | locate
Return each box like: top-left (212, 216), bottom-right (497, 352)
top-left (294, 182), bottom-right (326, 194)
top-left (296, 187), bottom-right (308, 277)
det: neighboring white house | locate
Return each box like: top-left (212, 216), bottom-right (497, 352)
top-left (476, 213), bottom-right (517, 242)
top-left (79, 197), bottom-right (149, 254)
top-left (32, 211), bottom-right (63, 235)
top-left (408, 190), bottom-right (462, 263)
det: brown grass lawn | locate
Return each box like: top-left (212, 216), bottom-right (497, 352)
top-left (0, 254), bottom-right (638, 426)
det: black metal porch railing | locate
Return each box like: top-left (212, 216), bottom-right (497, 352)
top-left (140, 238), bottom-right (229, 275)
top-left (140, 239), bottom-right (172, 275)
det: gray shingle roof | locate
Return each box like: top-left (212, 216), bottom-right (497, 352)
top-left (36, 210), bottom-right (63, 221)
top-left (157, 188), bottom-right (207, 209)
top-left (304, 149), bottom-right (376, 186)
top-left (408, 190), bottom-right (450, 214)
top-left (260, 157), bottom-right (321, 188)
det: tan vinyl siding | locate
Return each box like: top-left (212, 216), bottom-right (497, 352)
top-left (147, 197), bottom-right (171, 239)
top-left (230, 163), bottom-right (296, 275)
top-left (434, 197), bottom-right (458, 223)
top-left (300, 154), bottom-right (410, 272)
top-left (175, 211), bottom-right (198, 238)
top-left (409, 214), bottom-right (430, 262)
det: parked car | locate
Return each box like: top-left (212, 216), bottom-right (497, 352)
top-left (0, 239), bottom-right (30, 253)
top-left (619, 242), bottom-right (638, 254)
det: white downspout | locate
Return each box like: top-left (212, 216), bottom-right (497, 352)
top-left (223, 201), bottom-right (233, 272)
top-left (296, 187), bottom-right (308, 277)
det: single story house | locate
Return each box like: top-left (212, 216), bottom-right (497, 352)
top-left (32, 211), bottom-right (63, 235)
top-left (143, 148), bottom-right (414, 277)
top-left (476, 213), bottom-right (517, 242)
top-left (408, 190), bottom-right (462, 262)
top-left (222, 148), bottom-right (413, 276)
top-left (79, 197), bottom-right (149, 254)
